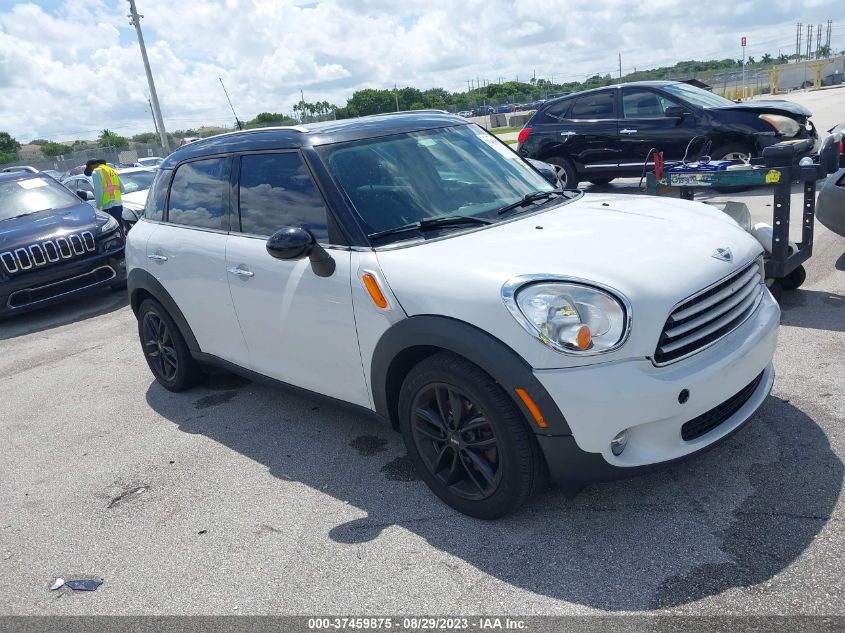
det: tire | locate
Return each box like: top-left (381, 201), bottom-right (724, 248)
top-left (397, 352), bottom-right (546, 519)
top-left (766, 278), bottom-right (783, 302)
top-left (137, 298), bottom-right (204, 392)
top-left (711, 143), bottom-right (754, 193)
top-left (545, 155), bottom-right (579, 190)
top-left (588, 178), bottom-right (614, 186)
top-left (780, 265), bottom-right (807, 291)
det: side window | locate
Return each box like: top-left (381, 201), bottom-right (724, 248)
top-left (237, 153), bottom-right (329, 242)
top-left (167, 158), bottom-right (229, 230)
top-left (623, 89), bottom-right (680, 118)
top-left (540, 98), bottom-right (572, 122)
top-left (144, 168), bottom-right (171, 221)
top-left (570, 91), bottom-right (616, 120)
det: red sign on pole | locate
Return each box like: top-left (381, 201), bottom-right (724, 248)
top-left (741, 36), bottom-right (747, 47)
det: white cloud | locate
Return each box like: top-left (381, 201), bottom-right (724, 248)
top-left (0, 0), bottom-right (841, 142)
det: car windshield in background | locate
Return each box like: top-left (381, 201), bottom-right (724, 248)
top-left (319, 125), bottom-right (559, 242)
top-left (0, 176), bottom-right (80, 221)
top-left (663, 83), bottom-right (736, 109)
top-left (120, 170), bottom-right (155, 193)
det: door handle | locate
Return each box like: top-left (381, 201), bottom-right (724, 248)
top-left (227, 266), bottom-right (255, 278)
top-left (620, 129), bottom-right (638, 135)
top-left (560, 131), bottom-right (577, 137)
top-left (147, 253), bottom-right (168, 261)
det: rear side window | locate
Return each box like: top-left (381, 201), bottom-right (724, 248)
top-left (570, 91), bottom-right (616, 119)
top-left (167, 158), bottom-right (230, 230)
top-left (540, 98), bottom-right (572, 122)
top-left (143, 169), bottom-right (171, 221)
top-left (237, 153), bottom-right (329, 242)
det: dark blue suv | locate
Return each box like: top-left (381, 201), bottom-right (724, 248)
top-left (0, 172), bottom-right (126, 317)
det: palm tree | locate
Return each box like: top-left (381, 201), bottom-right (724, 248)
top-left (761, 53), bottom-right (772, 64)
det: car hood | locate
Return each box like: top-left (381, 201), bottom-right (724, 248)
top-left (122, 189), bottom-right (148, 209)
top-left (712, 99), bottom-right (812, 119)
top-left (0, 202), bottom-right (99, 253)
top-left (375, 194), bottom-right (764, 369)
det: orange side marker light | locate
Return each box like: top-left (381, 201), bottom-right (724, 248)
top-left (514, 388), bottom-right (548, 429)
top-left (362, 273), bottom-right (388, 309)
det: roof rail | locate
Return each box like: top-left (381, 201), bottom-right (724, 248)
top-left (370, 109), bottom-right (451, 117)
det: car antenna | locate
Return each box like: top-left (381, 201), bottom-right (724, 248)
top-left (219, 77), bottom-right (243, 130)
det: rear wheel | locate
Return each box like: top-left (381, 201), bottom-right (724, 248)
top-left (138, 298), bottom-right (204, 391)
top-left (588, 177), bottom-right (614, 186)
top-left (398, 352), bottom-right (545, 519)
top-left (545, 155), bottom-right (578, 190)
top-left (780, 265), bottom-right (807, 291)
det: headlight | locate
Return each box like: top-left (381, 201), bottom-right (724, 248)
top-left (759, 114), bottom-right (800, 137)
top-left (503, 278), bottom-right (631, 354)
top-left (99, 214), bottom-right (118, 234)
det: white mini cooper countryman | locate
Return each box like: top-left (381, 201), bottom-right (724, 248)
top-left (127, 112), bottom-right (779, 518)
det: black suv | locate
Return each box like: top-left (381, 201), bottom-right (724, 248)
top-left (517, 80), bottom-right (819, 187)
top-left (0, 172), bottom-right (126, 317)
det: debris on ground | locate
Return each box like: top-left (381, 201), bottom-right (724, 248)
top-left (64, 579), bottom-right (103, 591)
top-left (49, 578), bottom-right (64, 591)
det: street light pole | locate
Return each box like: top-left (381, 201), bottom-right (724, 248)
top-left (127, 0), bottom-right (170, 153)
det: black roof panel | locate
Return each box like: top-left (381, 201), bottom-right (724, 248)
top-left (159, 112), bottom-right (471, 169)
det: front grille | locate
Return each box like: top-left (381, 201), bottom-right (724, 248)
top-left (654, 260), bottom-right (764, 365)
top-left (0, 231), bottom-right (95, 275)
top-left (7, 265), bottom-right (115, 309)
top-left (681, 371), bottom-right (765, 441)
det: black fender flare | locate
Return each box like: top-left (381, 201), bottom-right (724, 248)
top-left (128, 268), bottom-right (201, 353)
top-left (370, 315), bottom-right (571, 436)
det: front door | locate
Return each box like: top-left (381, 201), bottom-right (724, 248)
top-left (617, 87), bottom-right (708, 172)
top-left (225, 151), bottom-right (369, 407)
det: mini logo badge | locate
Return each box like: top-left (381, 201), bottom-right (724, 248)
top-left (712, 247), bottom-right (733, 262)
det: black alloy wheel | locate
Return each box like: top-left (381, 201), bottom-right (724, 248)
top-left (410, 382), bottom-right (502, 501)
top-left (398, 352), bottom-right (546, 519)
top-left (137, 298), bottom-right (204, 391)
top-left (142, 311), bottom-right (179, 382)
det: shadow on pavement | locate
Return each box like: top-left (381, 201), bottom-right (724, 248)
top-left (145, 370), bottom-right (842, 611)
top-left (835, 251), bottom-right (845, 271)
top-left (0, 290), bottom-right (128, 341)
top-left (779, 289), bottom-right (845, 333)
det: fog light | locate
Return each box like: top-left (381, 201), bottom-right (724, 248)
top-left (611, 430), bottom-right (629, 456)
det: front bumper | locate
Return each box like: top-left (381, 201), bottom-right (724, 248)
top-left (534, 289), bottom-right (779, 483)
top-left (0, 243), bottom-right (125, 317)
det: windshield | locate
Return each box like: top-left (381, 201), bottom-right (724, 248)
top-left (663, 83), bottom-right (736, 109)
top-left (0, 176), bottom-right (81, 221)
top-left (318, 125), bottom-right (560, 242)
top-left (120, 170), bottom-right (156, 193)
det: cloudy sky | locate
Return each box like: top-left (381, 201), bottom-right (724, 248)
top-left (0, 0), bottom-right (842, 143)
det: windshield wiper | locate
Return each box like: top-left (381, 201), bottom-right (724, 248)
top-left (368, 215), bottom-right (492, 242)
top-left (496, 190), bottom-right (566, 216)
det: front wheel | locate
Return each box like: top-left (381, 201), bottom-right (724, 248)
top-left (398, 352), bottom-right (545, 519)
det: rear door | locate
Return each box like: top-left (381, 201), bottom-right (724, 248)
top-left (557, 89), bottom-right (620, 176)
top-left (224, 151), bottom-right (369, 407)
top-left (146, 156), bottom-right (248, 364)
top-left (617, 87), bottom-right (709, 169)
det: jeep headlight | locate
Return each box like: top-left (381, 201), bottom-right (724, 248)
top-left (504, 279), bottom-right (630, 354)
top-left (99, 214), bottom-right (119, 234)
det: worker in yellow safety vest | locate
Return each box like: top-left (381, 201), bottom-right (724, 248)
top-left (84, 159), bottom-right (125, 232)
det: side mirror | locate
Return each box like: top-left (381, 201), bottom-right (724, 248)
top-left (525, 158), bottom-right (560, 187)
top-left (266, 226), bottom-right (335, 278)
top-left (664, 105), bottom-right (689, 119)
top-left (122, 208), bottom-right (140, 223)
top-left (77, 190), bottom-right (94, 201)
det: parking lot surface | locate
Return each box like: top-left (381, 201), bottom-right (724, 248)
top-left (2, 167), bottom-right (844, 616)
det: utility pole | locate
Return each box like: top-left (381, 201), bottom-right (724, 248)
top-left (147, 98), bottom-right (159, 137)
top-left (618, 52), bottom-right (622, 80)
top-left (826, 19), bottom-right (832, 51)
top-left (816, 24), bottom-right (823, 58)
top-left (741, 35), bottom-right (747, 100)
top-left (806, 24), bottom-right (813, 59)
top-left (796, 22), bottom-right (802, 60)
top-left (127, 0), bottom-right (169, 153)
top-left (394, 84), bottom-right (399, 111)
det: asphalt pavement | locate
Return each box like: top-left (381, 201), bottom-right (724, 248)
top-left (1, 168), bottom-right (844, 617)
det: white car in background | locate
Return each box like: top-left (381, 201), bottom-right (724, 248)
top-left (62, 167), bottom-right (155, 230)
top-left (138, 157), bottom-right (164, 168)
